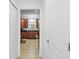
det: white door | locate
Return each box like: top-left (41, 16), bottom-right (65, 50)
top-left (43, 0), bottom-right (70, 59)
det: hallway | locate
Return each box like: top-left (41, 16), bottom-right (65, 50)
top-left (18, 39), bottom-right (39, 59)
top-left (9, 0), bottom-right (70, 59)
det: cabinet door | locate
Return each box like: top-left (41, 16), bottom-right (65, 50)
top-left (28, 32), bottom-right (36, 39)
top-left (21, 18), bottom-right (28, 28)
top-left (36, 19), bottom-right (39, 28)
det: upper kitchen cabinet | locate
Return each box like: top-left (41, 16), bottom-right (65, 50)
top-left (20, 18), bottom-right (28, 28)
top-left (36, 18), bottom-right (40, 28)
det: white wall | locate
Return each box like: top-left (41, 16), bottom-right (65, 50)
top-left (9, 1), bottom-right (20, 59)
top-left (18, 0), bottom-right (42, 9)
top-left (40, 0), bottom-right (49, 59)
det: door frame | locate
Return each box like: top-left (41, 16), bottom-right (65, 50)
top-left (19, 9), bottom-right (41, 56)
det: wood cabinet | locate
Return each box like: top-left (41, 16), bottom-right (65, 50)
top-left (20, 18), bottom-right (28, 28)
top-left (36, 19), bottom-right (39, 28)
top-left (20, 18), bottom-right (39, 39)
top-left (21, 31), bottom-right (38, 39)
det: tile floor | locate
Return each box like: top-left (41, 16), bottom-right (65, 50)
top-left (18, 39), bottom-right (40, 59)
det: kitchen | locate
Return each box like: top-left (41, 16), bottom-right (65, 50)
top-left (20, 9), bottom-right (40, 43)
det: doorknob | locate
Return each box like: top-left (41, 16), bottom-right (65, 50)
top-left (46, 40), bottom-right (49, 43)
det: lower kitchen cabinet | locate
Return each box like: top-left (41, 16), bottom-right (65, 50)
top-left (21, 32), bottom-right (38, 39)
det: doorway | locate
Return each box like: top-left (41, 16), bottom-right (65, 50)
top-left (20, 9), bottom-right (40, 59)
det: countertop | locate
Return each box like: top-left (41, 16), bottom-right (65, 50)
top-left (21, 28), bottom-right (39, 32)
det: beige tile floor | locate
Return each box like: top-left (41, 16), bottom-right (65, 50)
top-left (18, 39), bottom-right (40, 59)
